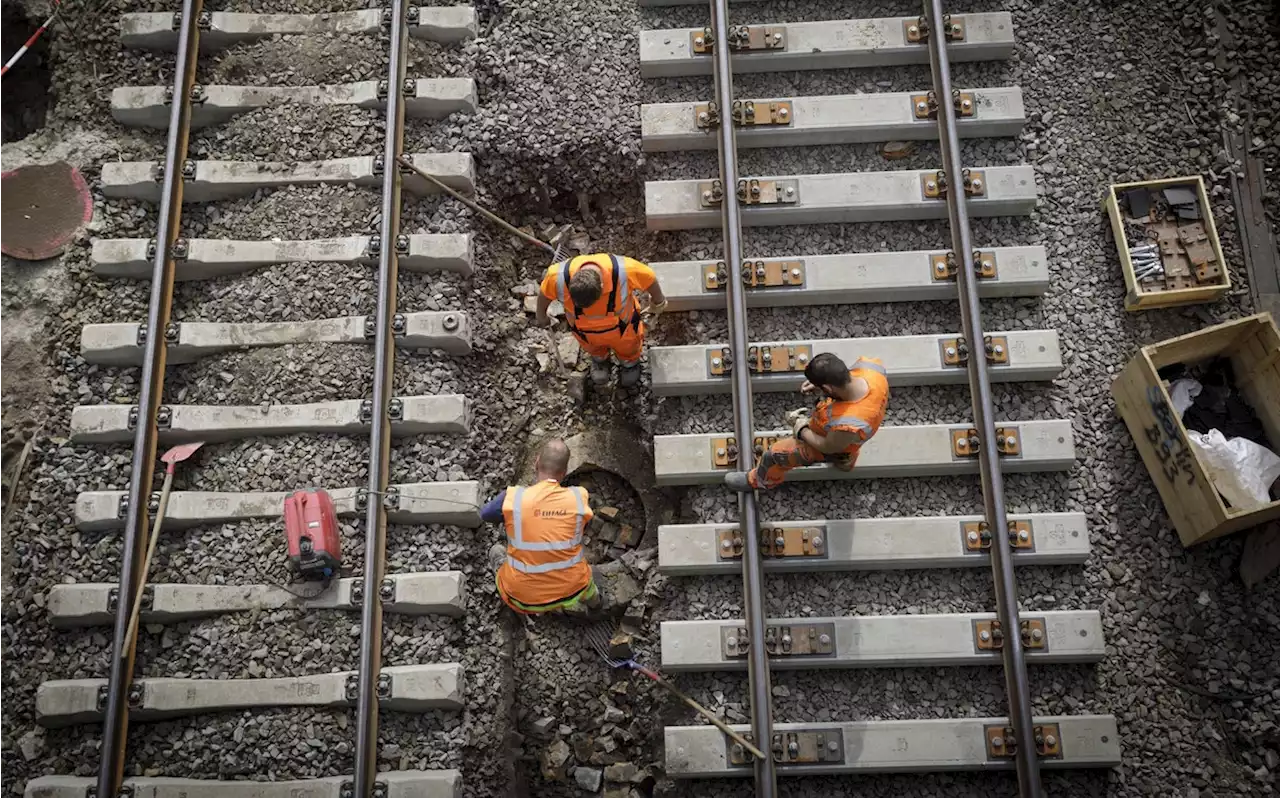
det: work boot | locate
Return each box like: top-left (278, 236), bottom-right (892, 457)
top-left (618, 362), bottom-right (642, 388)
top-left (724, 471), bottom-right (752, 492)
top-left (590, 356), bottom-right (612, 386)
top-left (488, 542), bottom-right (507, 570)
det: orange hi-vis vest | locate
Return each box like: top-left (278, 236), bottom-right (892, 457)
top-left (552, 254), bottom-right (639, 336)
top-left (811, 358), bottom-right (890, 456)
top-left (496, 480), bottom-right (593, 606)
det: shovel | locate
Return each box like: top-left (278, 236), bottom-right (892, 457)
top-left (584, 623), bottom-right (766, 760)
top-left (121, 441), bottom-right (204, 657)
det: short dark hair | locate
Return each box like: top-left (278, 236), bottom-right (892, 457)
top-left (568, 265), bottom-right (603, 308)
top-left (804, 353), bottom-right (851, 390)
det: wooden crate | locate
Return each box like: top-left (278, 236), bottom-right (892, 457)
top-left (1102, 175), bottom-right (1230, 311)
top-left (1112, 314), bottom-right (1280, 546)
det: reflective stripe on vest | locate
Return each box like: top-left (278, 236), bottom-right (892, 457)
top-left (825, 414), bottom-right (875, 439)
top-left (555, 255), bottom-right (631, 330)
top-left (851, 357), bottom-right (887, 375)
top-left (506, 485), bottom-right (587, 574)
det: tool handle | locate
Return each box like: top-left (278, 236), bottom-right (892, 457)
top-left (643, 668), bottom-right (766, 760)
top-left (121, 470), bottom-right (173, 658)
top-left (395, 155), bottom-right (556, 256)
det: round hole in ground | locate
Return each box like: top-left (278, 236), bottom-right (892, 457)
top-left (2, 1), bottom-right (54, 143)
top-left (562, 467), bottom-right (647, 562)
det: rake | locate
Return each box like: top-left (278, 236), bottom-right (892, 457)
top-left (584, 623), bottom-right (765, 760)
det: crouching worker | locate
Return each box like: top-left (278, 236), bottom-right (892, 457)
top-left (480, 438), bottom-right (600, 614)
top-left (534, 253), bottom-right (668, 388)
top-left (726, 352), bottom-right (889, 491)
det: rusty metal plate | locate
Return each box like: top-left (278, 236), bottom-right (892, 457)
top-left (711, 437), bottom-right (739, 467)
top-left (742, 259), bottom-right (806, 288)
top-left (752, 435), bottom-right (779, 456)
top-left (731, 100), bottom-right (792, 126)
top-left (693, 102), bottom-right (720, 129)
top-left (923, 169), bottom-right (987, 199)
top-left (1008, 520), bottom-right (1034, 550)
top-left (934, 250), bottom-right (999, 281)
top-left (702, 261), bottom-right (728, 289)
top-left (984, 335), bottom-right (1009, 364)
top-left (1195, 260), bottom-right (1223, 284)
top-left (985, 723), bottom-right (1063, 760)
top-left (1020, 618), bottom-right (1047, 649)
top-left (941, 337), bottom-right (970, 367)
top-left (995, 426), bottom-right (1021, 456)
top-left (738, 179), bottom-right (798, 206)
top-left (759, 525), bottom-right (828, 558)
top-left (717, 528), bottom-right (745, 560)
top-left (698, 179), bottom-right (725, 208)
top-left (707, 347), bottom-right (732, 376)
top-left (973, 619), bottom-right (1004, 651)
top-left (729, 730), bottom-right (846, 766)
top-left (904, 14), bottom-right (965, 43)
top-left (1, 162), bottom-right (94, 260)
top-left (922, 171), bottom-right (948, 199)
top-left (747, 344), bottom-right (811, 373)
top-left (951, 428), bottom-right (981, 458)
top-left (962, 521), bottom-right (994, 552)
top-left (911, 90), bottom-right (975, 120)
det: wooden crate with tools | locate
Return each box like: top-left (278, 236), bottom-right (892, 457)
top-left (1102, 175), bottom-right (1230, 311)
top-left (1112, 314), bottom-right (1280, 547)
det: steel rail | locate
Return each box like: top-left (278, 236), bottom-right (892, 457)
top-left (352, 0), bottom-right (409, 793)
top-left (95, 0), bottom-right (203, 794)
top-left (708, 0), bottom-right (778, 794)
top-left (922, 1), bottom-right (1041, 794)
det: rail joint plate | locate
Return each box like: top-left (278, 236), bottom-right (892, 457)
top-left (717, 525), bottom-right (829, 561)
top-left (747, 344), bottom-right (811, 373)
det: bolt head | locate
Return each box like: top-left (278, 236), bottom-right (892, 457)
top-left (979, 630), bottom-right (991, 641)
top-left (726, 636), bottom-right (738, 648)
top-left (694, 35), bottom-right (704, 45)
top-left (785, 186), bottom-right (795, 196)
top-left (908, 24), bottom-right (920, 35)
top-left (818, 633), bottom-right (831, 645)
top-left (1031, 628), bottom-right (1044, 641)
top-left (1006, 435), bottom-right (1018, 447)
top-left (992, 736), bottom-right (1005, 748)
top-left (702, 190), bottom-right (713, 201)
top-left (1045, 734), bottom-right (1058, 747)
top-left (721, 539), bottom-right (732, 551)
top-left (810, 535), bottom-right (822, 548)
top-left (967, 530), bottom-right (980, 543)
top-left (1018, 530), bottom-right (1030, 542)
top-left (970, 178), bottom-right (984, 191)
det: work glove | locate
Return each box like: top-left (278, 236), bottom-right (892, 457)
top-left (641, 298), bottom-right (669, 326)
top-left (784, 408), bottom-right (811, 438)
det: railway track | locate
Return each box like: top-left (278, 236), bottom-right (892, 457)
top-left (641, 1), bottom-right (1121, 795)
top-left (24, 3), bottom-right (480, 797)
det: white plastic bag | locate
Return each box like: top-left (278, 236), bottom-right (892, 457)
top-left (1168, 378), bottom-right (1202, 417)
top-left (1187, 429), bottom-right (1280, 511)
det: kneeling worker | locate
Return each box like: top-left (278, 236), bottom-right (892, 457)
top-left (480, 438), bottom-right (600, 614)
top-left (534, 253), bottom-right (668, 388)
top-left (726, 352), bottom-right (890, 491)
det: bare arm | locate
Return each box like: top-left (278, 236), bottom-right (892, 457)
top-left (799, 426), bottom-right (858, 455)
top-left (534, 293), bottom-right (553, 326)
top-left (647, 279), bottom-right (666, 305)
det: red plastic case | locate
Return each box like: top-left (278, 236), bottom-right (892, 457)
top-left (284, 488), bottom-right (341, 579)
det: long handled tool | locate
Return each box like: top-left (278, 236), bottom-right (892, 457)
top-left (121, 441), bottom-right (204, 657)
top-left (396, 154), bottom-right (572, 260)
top-left (585, 624), bottom-right (766, 760)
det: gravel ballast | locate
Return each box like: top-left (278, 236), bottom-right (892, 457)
top-left (4, 0), bottom-right (1280, 797)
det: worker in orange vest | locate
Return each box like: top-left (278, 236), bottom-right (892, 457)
top-left (725, 352), bottom-right (890, 491)
top-left (480, 438), bottom-right (600, 614)
top-left (534, 253), bottom-right (668, 388)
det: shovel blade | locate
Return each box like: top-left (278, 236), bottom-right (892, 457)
top-left (161, 441), bottom-right (204, 465)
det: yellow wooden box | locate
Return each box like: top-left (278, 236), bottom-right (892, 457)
top-left (1101, 175), bottom-right (1230, 311)
top-left (1112, 313), bottom-right (1280, 547)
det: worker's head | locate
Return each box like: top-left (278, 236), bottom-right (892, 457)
top-left (804, 353), bottom-right (852, 397)
top-left (568, 262), bottom-right (604, 308)
top-left (534, 437), bottom-right (571, 481)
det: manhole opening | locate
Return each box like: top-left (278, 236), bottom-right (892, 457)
top-left (562, 467), bottom-right (647, 561)
top-left (2, 2), bottom-right (55, 143)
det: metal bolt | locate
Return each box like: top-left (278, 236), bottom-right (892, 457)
top-left (967, 530), bottom-right (980, 543)
top-left (726, 636), bottom-right (738, 648)
top-left (697, 111), bottom-right (709, 124)
top-left (711, 357), bottom-right (722, 367)
top-left (993, 344), bottom-right (1005, 356)
top-left (957, 438), bottom-right (968, 450)
top-left (1031, 628), bottom-right (1044, 642)
top-left (785, 186), bottom-right (795, 196)
top-left (772, 32), bottom-right (782, 42)
top-left (442, 314), bottom-right (459, 331)
top-left (945, 346), bottom-right (957, 357)
top-left (778, 107), bottom-right (789, 118)
top-left (1019, 530), bottom-right (1030, 542)
top-left (774, 535), bottom-right (784, 547)
top-left (1005, 435), bottom-right (1018, 448)
top-left (970, 177), bottom-right (984, 192)
top-left (907, 23), bottom-right (920, 36)
top-left (818, 633), bottom-right (831, 645)
top-left (702, 190), bottom-right (714, 202)
top-left (811, 536), bottom-right (822, 549)
top-left (827, 740), bottom-right (839, 752)
top-left (979, 629), bottom-right (991, 642)
top-left (1044, 734), bottom-right (1057, 748)
top-left (992, 735), bottom-right (1005, 749)
top-left (694, 35), bottom-right (704, 46)
top-left (916, 100), bottom-right (929, 114)
top-left (721, 539), bottom-right (732, 551)
top-left (926, 179), bottom-right (938, 192)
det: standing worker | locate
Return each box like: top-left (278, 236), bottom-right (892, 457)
top-left (480, 438), bottom-right (600, 614)
top-left (534, 252), bottom-right (668, 388)
top-left (725, 352), bottom-right (890, 491)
